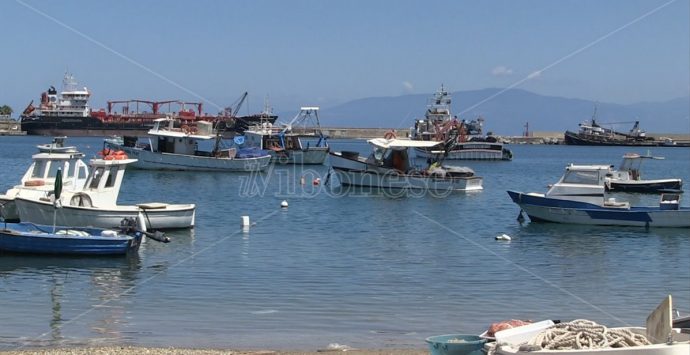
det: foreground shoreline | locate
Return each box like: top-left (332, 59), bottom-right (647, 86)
top-left (0, 347), bottom-right (428, 355)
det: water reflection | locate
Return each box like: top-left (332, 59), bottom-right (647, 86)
top-left (0, 254), bottom-right (144, 348)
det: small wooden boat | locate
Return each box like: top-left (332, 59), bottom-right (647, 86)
top-left (508, 164), bottom-right (690, 228)
top-left (0, 217), bottom-right (146, 255)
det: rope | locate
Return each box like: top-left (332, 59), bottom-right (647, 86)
top-left (528, 319), bottom-right (651, 350)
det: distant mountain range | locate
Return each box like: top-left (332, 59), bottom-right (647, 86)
top-left (278, 88), bottom-right (690, 135)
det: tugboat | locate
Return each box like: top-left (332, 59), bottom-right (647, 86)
top-left (411, 85), bottom-right (512, 161)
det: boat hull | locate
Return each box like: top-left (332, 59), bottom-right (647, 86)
top-left (21, 115), bottom-right (154, 136)
top-left (607, 179), bottom-right (683, 193)
top-left (270, 147), bottom-right (329, 165)
top-left (110, 146), bottom-right (272, 172)
top-left (415, 143), bottom-right (512, 161)
top-left (0, 223), bottom-right (142, 255)
top-left (507, 190), bottom-right (690, 228)
top-left (330, 152), bottom-right (483, 192)
top-left (14, 197), bottom-right (195, 229)
top-left (0, 196), bottom-right (19, 221)
top-left (564, 130), bottom-right (660, 146)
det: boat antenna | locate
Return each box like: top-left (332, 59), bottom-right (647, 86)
top-left (591, 103), bottom-right (598, 125)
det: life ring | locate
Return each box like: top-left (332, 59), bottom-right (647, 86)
top-left (384, 130), bottom-right (397, 139)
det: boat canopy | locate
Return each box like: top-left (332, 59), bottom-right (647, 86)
top-left (368, 138), bottom-right (441, 150)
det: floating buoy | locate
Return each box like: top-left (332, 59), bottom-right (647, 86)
top-left (241, 216), bottom-right (250, 227)
top-left (281, 200), bottom-right (288, 208)
top-left (313, 178), bottom-right (321, 186)
top-left (495, 234), bottom-right (512, 241)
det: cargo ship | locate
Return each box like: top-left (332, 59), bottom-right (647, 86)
top-left (20, 73), bottom-right (277, 137)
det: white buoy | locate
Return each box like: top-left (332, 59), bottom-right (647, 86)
top-left (495, 234), bottom-right (512, 241)
top-left (241, 215), bottom-right (250, 227)
top-left (281, 200), bottom-right (288, 208)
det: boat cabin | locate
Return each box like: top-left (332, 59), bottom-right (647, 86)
top-left (68, 158), bottom-right (136, 207)
top-left (20, 151), bottom-right (88, 192)
top-left (616, 153), bottom-right (659, 180)
top-left (138, 118), bottom-right (236, 157)
top-left (546, 164), bottom-right (612, 203)
top-left (243, 107), bottom-right (327, 151)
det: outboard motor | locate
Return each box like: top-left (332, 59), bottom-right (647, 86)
top-left (119, 217), bottom-right (139, 235)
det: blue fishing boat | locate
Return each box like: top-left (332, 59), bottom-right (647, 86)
top-left (0, 218), bottom-right (144, 255)
top-left (508, 164), bottom-right (690, 228)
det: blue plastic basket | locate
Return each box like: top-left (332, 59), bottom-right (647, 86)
top-left (425, 334), bottom-right (486, 355)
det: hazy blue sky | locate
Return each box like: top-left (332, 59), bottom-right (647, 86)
top-left (1, 0), bottom-right (688, 115)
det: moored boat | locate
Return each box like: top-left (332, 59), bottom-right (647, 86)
top-left (507, 164), bottom-right (690, 227)
top-left (329, 137), bottom-right (483, 192)
top-left (104, 117), bottom-right (272, 172)
top-left (13, 156), bottom-right (195, 229)
top-left (0, 138), bottom-right (89, 222)
top-left (411, 85), bottom-right (512, 160)
top-left (242, 106), bottom-right (329, 165)
top-left (0, 217), bottom-right (146, 255)
top-left (562, 110), bottom-right (689, 146)
top-left (19, 73), bottom-right (276, 137)
top-left (605, 153), bottom-right (682, 193)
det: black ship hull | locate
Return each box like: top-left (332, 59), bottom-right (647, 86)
top-left (21, 115), bottom-right (154, 137)
top-left (21, 114), bottom-right (278, 137)
top-left (564, 130), bottom-right (658, 146)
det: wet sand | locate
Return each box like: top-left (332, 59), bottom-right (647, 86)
top-left (0, 347), bottom-right (428, 355)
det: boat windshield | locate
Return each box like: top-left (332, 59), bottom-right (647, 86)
top-left (562, 170), bottom-right (600, 185)
top-left (31, 161), bottom-right (47, 178)
top-left (88, 167), bottom-right (105, 189)
top-left (373, 147), bottom-right (385, 161)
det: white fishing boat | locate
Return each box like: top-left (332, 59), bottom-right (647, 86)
top-left (507, 164), bottom-right (690, 228)
top-left (411, 85), bottom-right (512, 161)
top-left (0, 138), bottom-right (89, 221)
top-left (242, 106), bottom-right (329, 164)
top-left (605, 153), bottom-right (682, 193)
top-left (329, 138), bottom-right (483, 192)
top-left (14, 155), bottom-right (195, 229)
top-left (105, 117), bottom-right (271, 172)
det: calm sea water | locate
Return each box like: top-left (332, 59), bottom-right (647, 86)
top-left (0, 136), bottom-right (689, 350)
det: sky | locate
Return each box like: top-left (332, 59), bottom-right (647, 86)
top-left (0, 0), bottom-right (688, 117)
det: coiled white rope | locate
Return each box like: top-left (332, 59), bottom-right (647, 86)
top-left (528, 319), bottom-right (652, 350)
